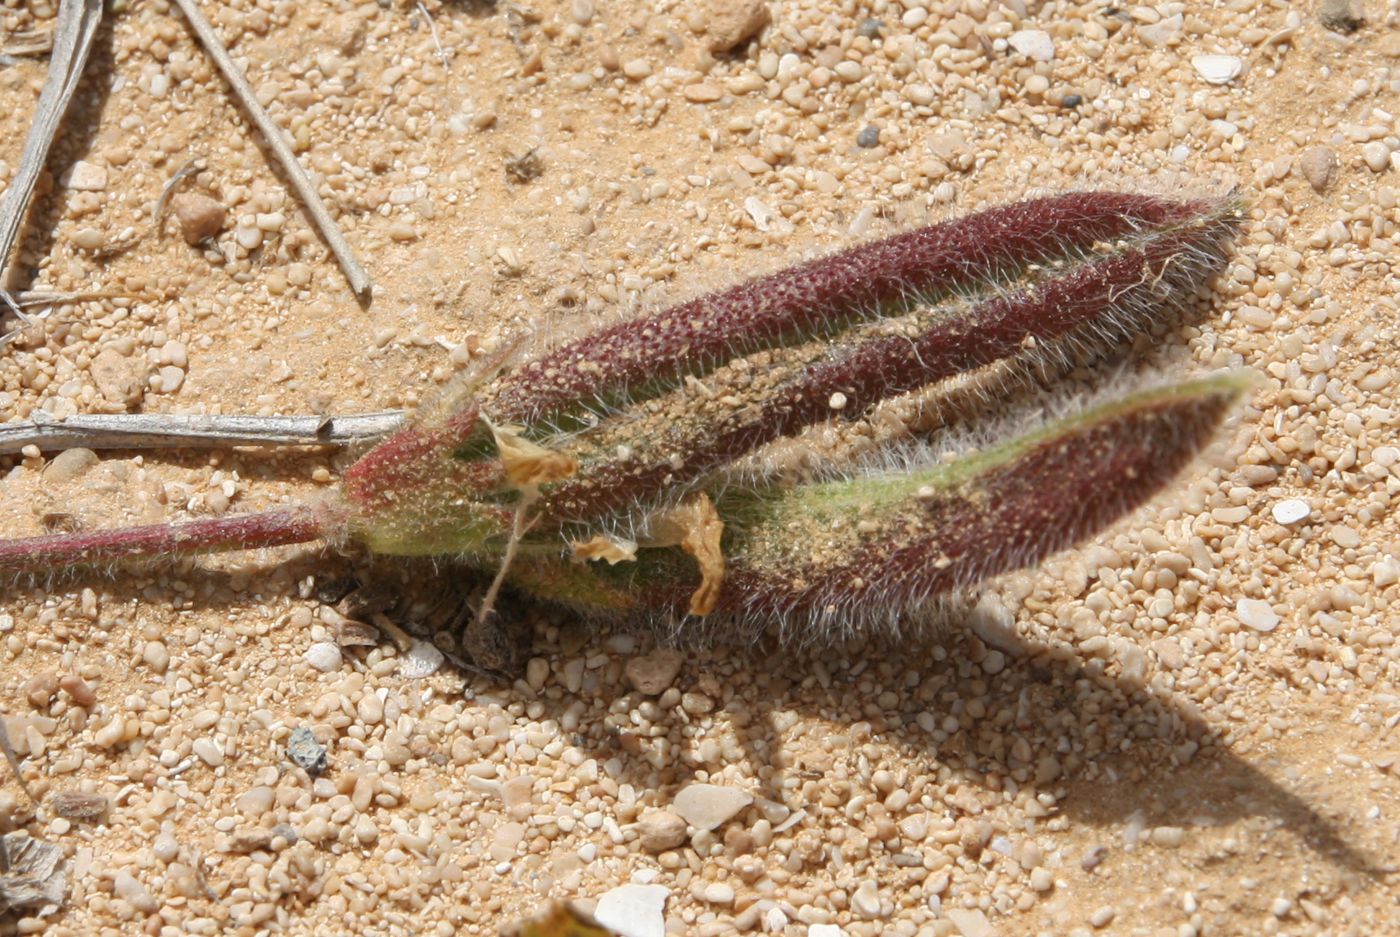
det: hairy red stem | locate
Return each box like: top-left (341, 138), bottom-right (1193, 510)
top-left (485, 193), bottom-right (1214, 425)
top-left (531, 202), bottom-right (1237, 527)
top-left (0, 508), bottom-right (331, 575)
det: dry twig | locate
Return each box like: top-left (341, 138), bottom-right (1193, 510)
top-left (0, 411), bottom-right (405, 455)
top-left (170, 0), bottom-right (373, 299)
top-left (0, 0), bottom-right (104, 341)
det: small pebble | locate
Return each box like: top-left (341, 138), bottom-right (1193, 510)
top-left (287, 726), bottom-right (328, 775)
top-left (49, 790), bottom-right (108, 821)
top-left (1272, 499), bottom-right (1311, 525)
top-left (683, 83), bottom-right (723, 103)
top-left (1089, 906), bottom-right (1117, 928)
top-left (1151, 826), bottom-right (1185, 848)
top-left (113, 871), bottom-right (157, 914)
top-left (857, 18), bottom-right (883, 39)
top-left (594, 883), bottom-right (669, 937)
top-left (23, 673), bottom-right (59, 709)
top-left (1139, 13), bottom-right (1183, 46)
top-left (945, 908), bottom-right (994, 937)
top-left (72, 227), bottom-right (105, 251)
top-left (141, 641), bottom-right (170, 674)
top-left (90, 348), bottom-right (146, 407)
top-left (236, 786), bottom-right (275, 817)
top-left (1008, 29), bottom-right (1054, 62)
top-left (624, 649), bottom-right (683, 695)
top-left (63, 160), bottom-right (108, 191)
top-left (703, 0), bottom-right (770, 54)
top-left (1192, 54), bottom-right (1243, 85)
top-left (851, 880), bottom-right (883, 919)
top-left (1236, 598), bottom-right (1280, 632)
top-left (42, 448), bottom-right (99, 485)
top-left (1298, 146), bottom-right (1337, 193)
top-left (673, 784), bottom-right (753, 831)
top-left (354, 814), bottom-right (378, 845)
top-left (1361, 140), bottom-right (1392, 173)
top-left (637, 810), bottom-right (688, 852)
top-left (170, 193), bottom-right (227, 245)
top-left (700, 882), bottom-right (735, 905)
top-left (399, 640), bottom-right (445, 678)
top-left (304, 642), bottom-right (343, 673)
top-left (156, 365), bottom-right (185, 394)
top-left (192, 737), bottom-right (224, 767)
top-left (622, 58), bottom-right (652, 80)
top-left (152, 834), bottom-right (179, 863)
top-left (58, 674), bottom-right (96, 708)
top-left (1319, 0), bottom-right (1365, 33)
top-left (856, 125), bottom-right (881, 148)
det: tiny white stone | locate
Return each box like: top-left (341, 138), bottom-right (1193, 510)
top-left (192, 737), bottom-right (225, 767)
top-left (1008, 29), bottom-right (1055, 62)
top-left (1236, 598), bottom-right (1280, 632)
top-left (1138, 13), bottom-right (1183, 46)
top-left (304, 642), bottom-right (343, 672)
top-left (156, 365), bottom-right (185, 394)
top-left (852, 880), bottom-right (884, 919)
top-left (828, 392), bottom-right (847, 410)
top-left (1272, 499), bottom-right (1311, 525)
top-left (946, 908), bottom-right (994, 937)
top-left (673, 783), bottom-right (753, 831)
top-left (1372, 556), bottom-right (1399, 587)
top-left (64, 160), bottom-right (109, 191)
top-left (744, 196), bottom-right (776, 232)
top-left (594, 883), bottom-right (669, 937)
top-left (1362, 140), bottom-right (1392, 173)
top-left (1192, 53), bottom-right (1243, 84)
top-left (701, 882), bottom-right (735, 905)
top-left (399, 639), bottom-right (444, 678)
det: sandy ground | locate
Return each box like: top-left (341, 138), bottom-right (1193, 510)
top-left (1, 1), bottom-right (1398, 935)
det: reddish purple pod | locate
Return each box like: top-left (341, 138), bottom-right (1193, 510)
top-left (0, 191), bottom-right (1245, 668)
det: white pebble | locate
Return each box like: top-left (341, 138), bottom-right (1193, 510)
top-left (1272, 499), bottom-right (1310, 525)
top-left (945, 908), bottom-right (994, 937)
top-left (1089, 906), bottom-right (1117, 928)
top-left (1371, 557), bottom-right (1398, 587)
top-left (235, 225), bottom-right (263, 250)
top-left (192, 737), bottom-right (225, 767)
top-left (64, 160), bottom-right (109, 192)
top-left (1139, 13), bottom-right (1183, 46)
top-left (153, 833), bottom-right (179, 863)
top-left (156, 365), bottom-right (185, 394)
top-left (304, 642), bottom-right (342, 673)
top-left (1008, 30), bottom-right (1055, 62)
top-left (1192, 53), bottom-right (1243, 85)
top-left (1362, 141), bottom-right (1392, 173)
top-left (113, 871), bottom-right (157, 912)
top-left (673, 784), bottom-right (753, 831)
top-left (1236, 598), bottom-right (1280, 632)
top-left (1151, 826), bottom-right (1185, 847)
top-left (851, 880), bottom-right (884, 919)
top-left (701, 882), bottom-right (735, 905)
top-left (594, 883), bottom-right (668, 937)
top-left (399, 640), bottom-right (445, 678)
top-left (744, 196), bottom-right (776, 232)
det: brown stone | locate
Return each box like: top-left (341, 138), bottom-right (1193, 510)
top-left (704, 0), bottom-right (770, 54)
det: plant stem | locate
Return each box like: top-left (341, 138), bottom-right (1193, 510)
top-left (0, 507), bottom-right (334, 575)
